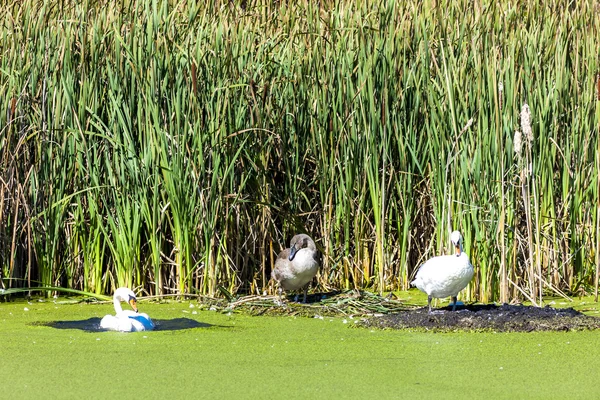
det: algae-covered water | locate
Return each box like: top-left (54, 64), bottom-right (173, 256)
top-left (1, 299), bottom-right (599, 399)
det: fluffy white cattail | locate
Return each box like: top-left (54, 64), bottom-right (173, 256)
top-left (459, 117), bottom-right (474, 135)
top-left (513, 130), bottom-right (522, 154)
top-left (498, 81), bottom-right (503, 111)
top-left (520, 103), bottom-right (533, 144)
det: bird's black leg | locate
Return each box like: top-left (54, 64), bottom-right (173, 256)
top-left (451, 296), bottom-right (458, 311)
top-left (302, 286), bottom-right (308, 303)
top-left (427, 295), bottom-right (432, 314)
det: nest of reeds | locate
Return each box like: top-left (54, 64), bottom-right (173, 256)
top-left (221, 290), bottom-right (418, 318)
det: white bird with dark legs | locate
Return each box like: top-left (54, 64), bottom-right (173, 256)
top-left (411, 231), bottom-right (474, 314)
top-left (271, 234), bottom-right (319, 304)
top-left (100, 287), bottom-right (154, 332)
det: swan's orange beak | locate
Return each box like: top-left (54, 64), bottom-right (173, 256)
top-left (129, 298), bottom-right (138, 313)
top-left (454, 244), bottom-right (461, 256)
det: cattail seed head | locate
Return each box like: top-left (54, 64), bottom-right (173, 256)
top-left (513, 130), bottom-right (522, 154)
top-left (460, 117), bottom-right (474, 135)
top-left (520, 103), bottom-right (533, 144)
top-left (498, 81), bottom-right (503, 111)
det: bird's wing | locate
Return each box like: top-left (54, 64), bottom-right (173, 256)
top-left (272, 249), bottom-right (292, 280)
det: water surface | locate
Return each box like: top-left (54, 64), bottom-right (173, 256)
top-left (1, 299), bottom-right (599, 399)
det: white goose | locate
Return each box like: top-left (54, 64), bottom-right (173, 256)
top-left (100, 287), bottom-right (154, 332)
top-left (271, 234), bottom-right (320, 303)
top-left (411, 230), bottom-right (474, 313)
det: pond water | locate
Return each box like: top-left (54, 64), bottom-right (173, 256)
top-left (1, 298), bottom-right (599, 399)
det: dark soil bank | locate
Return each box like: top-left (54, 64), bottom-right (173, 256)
top-left (360, 304), bottom-right (600, 332)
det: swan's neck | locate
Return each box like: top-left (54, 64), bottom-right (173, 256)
top-left (113, 297), bottom-right (124, 314)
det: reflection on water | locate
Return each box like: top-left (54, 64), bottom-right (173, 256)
top-left (38, 317), bottom-right (213, 332)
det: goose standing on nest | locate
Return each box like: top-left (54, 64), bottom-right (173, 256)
top-left (100, 287), bottom-right (154, 332)
top-left (271, 234), bottom-right (319, 304)
top-left (411, 230), bottom-right (474, 314)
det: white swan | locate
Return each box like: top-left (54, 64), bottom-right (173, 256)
top-left (100, 287), bottom-right (154, 332)
top-left (272, 234), bottom-right (320, 303)
top-left (411, 231), bottom-right (474, 313)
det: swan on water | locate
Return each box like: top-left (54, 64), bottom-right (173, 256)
top-left (100, 287), bottom-right (154, 332)
top-left (411, 230), bottom-right (474, 314)
top-left (271, 234), bottom-right (320, 304)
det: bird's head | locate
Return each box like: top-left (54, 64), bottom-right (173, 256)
top-left (115, 287), bottom-right (139, 313)
top-left (288, 234), bottom-right (315, 261)
top-left (450, 231), bottom-right (463, 256)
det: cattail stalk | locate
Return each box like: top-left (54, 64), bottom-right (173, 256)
top-left (596, 73), bottom-right (600, 302)
top-left (520, 103), bottom-right (539, 306)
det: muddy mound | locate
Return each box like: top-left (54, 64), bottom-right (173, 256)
top-left (360, 303), bottom-right (600, 332)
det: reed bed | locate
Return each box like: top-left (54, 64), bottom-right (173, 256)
top-left (1, 0), bottom-right (599, 304)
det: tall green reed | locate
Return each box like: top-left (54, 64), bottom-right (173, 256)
top-left (1, 0), bottom-right (598, 304)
